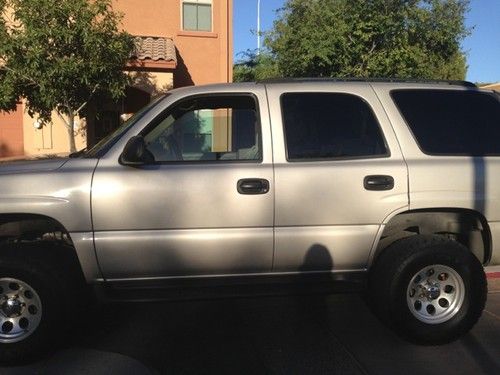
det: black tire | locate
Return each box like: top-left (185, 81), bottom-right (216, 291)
top-left (368, 235), bottom-right (487, 344)
top-left (0, 244), bottom-right (77, 363)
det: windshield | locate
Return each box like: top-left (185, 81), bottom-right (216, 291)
top-left (84, 95), bottom-right (168, 158)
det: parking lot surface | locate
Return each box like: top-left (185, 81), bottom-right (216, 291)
top-left (3, 282), bottom-right (500, 374)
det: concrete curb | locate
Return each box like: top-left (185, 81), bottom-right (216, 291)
top-left (486, 266), bottom-right (500, 292)
top-left (485, 266), bottom-right (500, 279)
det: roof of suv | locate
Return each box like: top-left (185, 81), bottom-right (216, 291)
top-left (167, 78), bottom-right (488, 97)
top-left (257, 77), bottom-right (477, 88)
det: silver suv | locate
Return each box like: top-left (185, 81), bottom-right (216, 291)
top-left (0, 79), bottom-right (498, 362)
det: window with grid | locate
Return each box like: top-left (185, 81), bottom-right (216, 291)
top-left (182, 0), bottom-right (212, 32)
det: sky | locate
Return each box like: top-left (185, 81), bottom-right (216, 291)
top-left (233, 0), bottom-right (500, 83)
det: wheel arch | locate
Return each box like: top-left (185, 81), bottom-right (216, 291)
top-left (0, 213), bottom-right (73, 243)
top-left (0, 213), bottom-right (95, 283)
top-left (369, 208), bottom-right (492, 266)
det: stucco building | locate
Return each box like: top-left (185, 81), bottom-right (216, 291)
top-left (481, 82), bottom-right (500, 92)
top-left (0, 0), bottom-right (233, 158)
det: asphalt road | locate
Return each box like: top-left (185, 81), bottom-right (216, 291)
top-left (3, 286), bottom-right (500, 374)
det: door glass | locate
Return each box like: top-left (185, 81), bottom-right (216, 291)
top-left (143, 95), bottom-right (261, 162)
top-left (281, 93), bottom-right (388, 161)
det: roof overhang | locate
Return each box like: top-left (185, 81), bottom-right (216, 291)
top-left (126, 36), bottom-right (177, 72)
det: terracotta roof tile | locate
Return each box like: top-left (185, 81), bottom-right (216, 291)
top-left (131, 36), bottom-right (177, 64)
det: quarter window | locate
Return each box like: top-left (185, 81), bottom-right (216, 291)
top-left (392, 90), bottom-right (500, 155)
top-left (143, 95), bottom-right (261, 162)
top-left (281, 93), bottom-right (387, 161)
top-left (182, 0), bottom-right (212, 32)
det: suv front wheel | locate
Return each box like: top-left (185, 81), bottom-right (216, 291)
top-left (369, 235), bottom-right (487, 344)
top-left (0, 248), bottom-right (73, 363)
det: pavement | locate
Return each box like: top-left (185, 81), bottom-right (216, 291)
top-left (2, 273), bottom-right (500, 375)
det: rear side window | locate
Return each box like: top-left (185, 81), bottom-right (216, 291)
top-left (281, 93), bottom-right (388, 161)
top-left (392, 90), bottom-right (500, 155)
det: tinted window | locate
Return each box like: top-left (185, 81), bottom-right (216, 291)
top-left (142, 95), bottom-right (261, 162)
top-left (281, 93), bottom-right (387, 161)
top-left (392, 90), bottom-right (500, 155)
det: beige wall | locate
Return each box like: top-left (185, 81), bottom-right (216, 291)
top-left (114, 0), bottom-right (233, 86)
top-left (22, 104), bottom-right (86, 156)
top-left (482, 83), bottom-right (500, 91)
top-left (128, 71), bottom-right (174, 97)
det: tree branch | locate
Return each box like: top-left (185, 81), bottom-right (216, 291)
top-left (75, 84), bottom-right (99, 115)
top-left (56, 109), bottom-right (71, 130)
top-left (368, 41), bottom-right (377, 55)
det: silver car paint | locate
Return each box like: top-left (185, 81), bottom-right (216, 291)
top-left (266, 83), bottom-right (409, 272)
top-left (91, 84), bottom-right (275, 279)
top-left (0, 158), bottom-right (101, 279)
top-left (372, 83), bottom-right (500, 264)
top-left (94, 228), bottom-right (273, 279)
top-left (0, 82), bottom-right (498, 285)
top-left (0, 158), bottom-right (96, 232)
top-left (0, 158), bottom-right (69, 174)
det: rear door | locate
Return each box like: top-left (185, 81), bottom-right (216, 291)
top-left (266, 83), bottom-right (409, 272)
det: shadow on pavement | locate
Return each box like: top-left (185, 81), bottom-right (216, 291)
top-left (1, 290), bottom-right (499, 374)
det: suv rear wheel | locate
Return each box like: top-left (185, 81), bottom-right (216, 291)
top-left (369, 235), bottom-right (487, 344)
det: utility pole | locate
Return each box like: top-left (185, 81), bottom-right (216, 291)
top-left (257, 0), bottom-right (261, 55)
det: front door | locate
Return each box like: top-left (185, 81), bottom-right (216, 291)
top-left (91, 90), bottom-right (274, 280)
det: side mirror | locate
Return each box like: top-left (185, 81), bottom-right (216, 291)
top-left (119, 136), bottom-right (152, 165)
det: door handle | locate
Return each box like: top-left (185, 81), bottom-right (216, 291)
top-left (364, 175), bottom-right (394, 191)
top-left (237, 179), bottom-right (270, 195)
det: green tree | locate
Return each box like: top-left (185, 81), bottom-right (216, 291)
top-left (0, 0), bottom-right (133, 152)
top-left (233, 50), bottom-right (279, 82)
top-left (265, 0), bottom-right (470, 80)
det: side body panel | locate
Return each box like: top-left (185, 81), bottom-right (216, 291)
top-left (266, 83), bottom-right (409, 272)
top-left (92, 84), bottom-right (275, 280)
top-left (373, 83), bottom-right (500, 265)
top-left (0, 158), bottom-right (101, 280)
top-left (0, 158), bottom-right (96, 231)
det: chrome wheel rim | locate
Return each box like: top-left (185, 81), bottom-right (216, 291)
top-left (406, 264), bottom-right (465, 325)
top-left (0, 278), bottom-right (42, 343)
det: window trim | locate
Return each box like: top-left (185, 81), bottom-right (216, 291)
top-left (181, 0), bottom-right (213, 32)
top-left (390, 89), bottom-right (500, 157)
top-left (137, 92), bottom-right (263, 165)
top-left (280, 92), bottom-right (391, 163)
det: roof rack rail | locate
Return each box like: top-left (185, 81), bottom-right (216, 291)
top-left (258, 77), bottom-right (477, 88)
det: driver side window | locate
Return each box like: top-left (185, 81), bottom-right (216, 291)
top-left (143, 95), bottom-right (261, 162)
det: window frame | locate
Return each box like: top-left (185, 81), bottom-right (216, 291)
top-left (280, 92), bottom-right (391, 163)
top-left (390, 89), bottom-right (500, 157)
top-left (181, 0), bottom-right (213, 32)
top-left (138, 93), bottom-right (263, 165)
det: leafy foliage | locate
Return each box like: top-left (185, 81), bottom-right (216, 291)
top-left (233, 50), bottom-right (279, 82)
top-left (0, 0), bottom-right (133, 152)
top-left (264, 0), bottom-right (470, 80)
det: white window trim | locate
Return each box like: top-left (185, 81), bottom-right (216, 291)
top-left (181, 0), bottom-right (213, 32)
